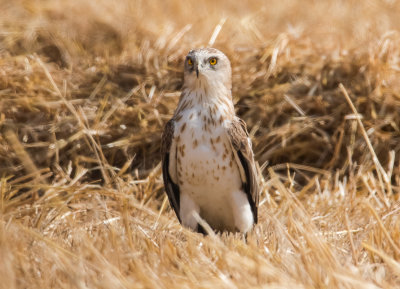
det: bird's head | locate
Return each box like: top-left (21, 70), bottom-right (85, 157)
top-left (183, 48), bottom-right (232, 92)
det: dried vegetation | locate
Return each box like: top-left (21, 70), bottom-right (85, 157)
top-left (1, 0), bottom-right (400, 288)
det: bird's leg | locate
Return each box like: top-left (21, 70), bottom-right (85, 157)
top-left (180, 193), bottom-right (200, 231)
top-left (231, 190), bottom-right (254, 233)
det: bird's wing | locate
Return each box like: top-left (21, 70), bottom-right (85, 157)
top-left (227, 117), bottom-right (259, 223)
top-left (161, 119), bottom-right (181, 223)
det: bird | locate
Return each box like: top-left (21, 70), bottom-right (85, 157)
top-left (161, 48), bottom-right (259, 234)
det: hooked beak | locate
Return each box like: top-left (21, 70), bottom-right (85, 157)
top-left (196, 65), bottom-right (199, 78)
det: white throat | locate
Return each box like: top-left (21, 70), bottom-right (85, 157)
top-left (177, 77), bottom-right (233, 113)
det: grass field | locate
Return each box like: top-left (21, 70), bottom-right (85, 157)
top-left (1, 0), bottom-right (400, 288)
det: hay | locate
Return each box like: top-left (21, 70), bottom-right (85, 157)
top-left (0, 0), bottom-right (400, 288)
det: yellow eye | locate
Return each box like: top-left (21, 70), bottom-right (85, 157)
top-left (209, 58), bottom-right (217, 65)
top-left (187, 58), bottom-right (193, 66)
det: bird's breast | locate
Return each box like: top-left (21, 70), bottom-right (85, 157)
top-left (174, 109), bottom-right (241, 189)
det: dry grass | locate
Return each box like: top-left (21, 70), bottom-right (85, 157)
top-left (1, 0), bottom-right (400, 288)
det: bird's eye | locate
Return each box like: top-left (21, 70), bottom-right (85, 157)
top-left (187, 58), bottom-right (193, 66)
top-left (209, 58), bottom-right (217, 65)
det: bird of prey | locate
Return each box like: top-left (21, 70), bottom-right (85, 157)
top-left (161, 48), bottom-right (259, 233)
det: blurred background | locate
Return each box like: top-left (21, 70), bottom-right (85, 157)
top-left (1, 0), bottom-right (400, 194)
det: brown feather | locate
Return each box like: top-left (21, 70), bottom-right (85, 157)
top-left (161, 119), bottom-right (181, 223)
top-left (227, 117), bottom-right (259, 223)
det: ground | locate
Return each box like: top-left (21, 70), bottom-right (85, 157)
top-left (0, 0), bottom-right (400, 288)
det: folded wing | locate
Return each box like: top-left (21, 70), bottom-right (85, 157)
top-left (161, 119), bottom-right (181, 223)
top-left (227, 117), bottom-right (259, 223)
